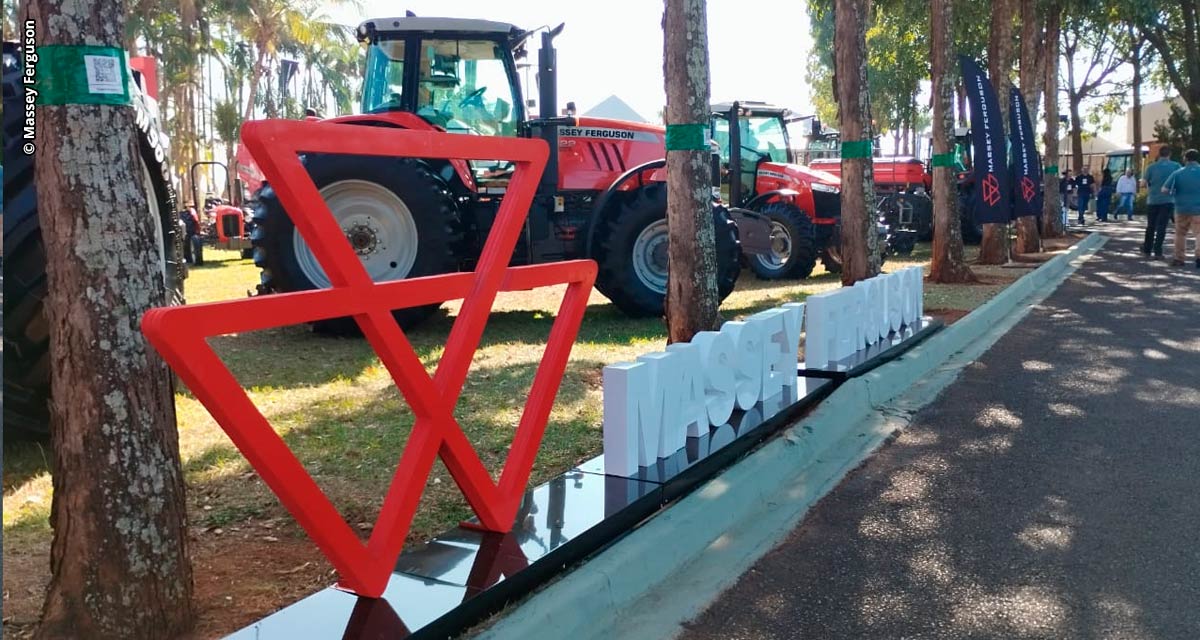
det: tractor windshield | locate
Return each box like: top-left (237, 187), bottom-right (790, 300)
top-left (742, 116), bottom-right (789, 163)
top-left (361, 36), bottom-right (521, 140)
top-left (415, 39), bottom-right (519, 137)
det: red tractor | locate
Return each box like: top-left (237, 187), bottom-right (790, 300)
top-left (186, 161), bottom-right (255, 266)
top-left (236, 16), bottom-right (770, 329)
top-left (710, 101), bottom-right (904, 275)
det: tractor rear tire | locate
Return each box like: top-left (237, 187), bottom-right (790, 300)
top-left (594, 183), bottom-right (740, 318)
top-left (251, 155), bottom-right (460, 334)
top-left (817, 224), bottom-right (842, 274)
top-left (3, 55), bottom-right (184, 439)
top-left (747, 202), bottom-right (818, 280)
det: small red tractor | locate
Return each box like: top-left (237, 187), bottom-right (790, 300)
top-left (711, 101), bottom-right (907, 275)
top-left (235, 15), bottom-right (783, 329)
top-left (182, 161), bottom-right (255, 265)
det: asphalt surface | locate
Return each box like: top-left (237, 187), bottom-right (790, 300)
top-left (681, 226), bottom-right (1200, 640)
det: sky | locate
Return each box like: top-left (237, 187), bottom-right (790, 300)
top-left (324, 0), bottom-right (815, 123)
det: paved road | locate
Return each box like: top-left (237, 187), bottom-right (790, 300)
top-left (682, 227), bottom-right (1200, 640)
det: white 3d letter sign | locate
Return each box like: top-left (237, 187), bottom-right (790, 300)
top-left (602, 303), bottom-right (804, 476)
top-left (803, 267), bottom-right (924, 368)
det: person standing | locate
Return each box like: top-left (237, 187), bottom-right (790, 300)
top-left (1075, 170), bottom-right (1096, 225)
top-left (1116, 168), bottom-right (1137, 220)
top-left (1060, 169), bottom-right (1072, 228)
top-left (1096, 168), bottom-right (1114, 222)
top-left (1143, 147), bottom-right (1182, 258)
top-left (1162, 148), bottom-right (1200, 268)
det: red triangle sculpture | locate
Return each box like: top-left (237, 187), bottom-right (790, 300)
top-left (141, 120), bottom-right (596, 598)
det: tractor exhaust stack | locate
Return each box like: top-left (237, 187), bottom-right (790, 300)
top-left (538, 23), bottom-right (565, 119)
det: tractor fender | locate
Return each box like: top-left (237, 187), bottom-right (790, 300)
top-left (585, 158), bottom-right (667, 258)
top-left (242, 114), bottom-right (477, 194)
top-left (745, 188), bottom-right (800, 211)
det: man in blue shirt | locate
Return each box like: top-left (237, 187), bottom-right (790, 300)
top-left (1143, 147), bottom-right (1182, 258)
top-left (1163, 148), bottom-right (1200, 268)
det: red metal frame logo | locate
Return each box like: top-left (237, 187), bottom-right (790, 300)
top-left (141, 120), bottom-right (596, 598)
top-left (1020, 176), bottom-right (1036, 203)
top-left (982, 172), bottom-right (1001, 206)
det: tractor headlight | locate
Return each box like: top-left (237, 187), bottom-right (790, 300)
top-left (811, 182), bottom-right (839, 193)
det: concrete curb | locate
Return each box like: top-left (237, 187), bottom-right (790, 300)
top-left (477, 233), bottom-right (1107, 640)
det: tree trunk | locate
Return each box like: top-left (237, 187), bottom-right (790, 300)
top-left (928, 0), bottom-right (977, 284)
top-left (29, 1), bottom-right (195, 638)
top-left (1042, 1), bottom-right (1065, 238)
top-left (1131, 25), bottom-right (1144, 176)
top-left (834, 0), bottom-right (881, 285)
top-left (663, 0), bottom-right (720, 343)
top-left (979, 0), bottom-right (1015, 265)
top-left (243, 43), bottom-right (267, 123)
top-left (1014, 0), bottom-right (1042, 254)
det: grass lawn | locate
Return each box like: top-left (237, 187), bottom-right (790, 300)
top-left (2, 239), bottom-right (1052, 637)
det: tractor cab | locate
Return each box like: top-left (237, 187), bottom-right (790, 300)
top-left (359, 18), bottom-right (527, 137)
top-left (356, 17), bottom-right (534, 189)
top-left (709, 101), bottom-right (842, 223)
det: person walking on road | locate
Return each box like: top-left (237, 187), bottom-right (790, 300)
top-left (1116, 168), bottom-right (1137, 220)
top-left (1162, 148), bottom-right (1200, 268)
top-left (1097, 168), bottom-right (1115, 222)
top-left (1075, 170), bottom-right (1095, 225)
top-left (1143, 147), bottom-right (1182, 259)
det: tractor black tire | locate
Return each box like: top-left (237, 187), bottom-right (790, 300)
top-left (251, 155), bottom-right (460, 334)
top-left (816, 223), bottom-right (888, 273)
top-left (594, 182), bottom-right (739, 318)
top-left (747, 201), bottom-right (818, 280)
top-left (3, 47), bottom-right (184, 439)
top-left (816, 224), bottom-right (842, 274)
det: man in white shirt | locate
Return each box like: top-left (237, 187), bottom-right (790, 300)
top-left (1116, 169), bottom-right (1138, 221)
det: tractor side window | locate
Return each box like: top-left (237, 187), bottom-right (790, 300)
top-left (416, 39), bottom-right (519, 138)
top-left (711, 117), bottom-right (731, 164)
top-left (362, 40), bottom-right (406, 113)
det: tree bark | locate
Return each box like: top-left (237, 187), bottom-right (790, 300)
top-left (834, 0), bottom-right (881, 285)
top-left (978, 0), bottom-right (1015, 265)
top-left (1042, 1), bottom-right (1065, 238)
top-left (29, 1), bottom-right (195, 637)
top-left (929, 0), bottom-right (977, 284)
top-left (1131, 24), bottom-right (1144, 176)
top-left (1014, 0), bottom-right (1043, 254)
top-left (663, 0), bottom-right (720, 343)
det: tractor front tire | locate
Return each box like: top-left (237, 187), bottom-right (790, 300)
top-left (747, 201), bottom-right (818, 280)
top-left (594, 183), bottom-right (739, 318)
top-left (3, 57), bottom-right (184, 438)
top-left (251, 155), bottom-right (460, 334)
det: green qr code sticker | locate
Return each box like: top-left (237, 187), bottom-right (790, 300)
top-left (84, 54), bottom-right (123, 94)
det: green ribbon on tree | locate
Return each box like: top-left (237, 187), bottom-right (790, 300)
top-left (931, 153), bottom-right (957, 167)
top-left (840, 139), bottom-right (873, 158)
top-left (1044, 165), bottom-right (1060, 175)
top-left (35, 45), bottom-right (132, 106)
top-left (665, 123), bottom-right (710, 151)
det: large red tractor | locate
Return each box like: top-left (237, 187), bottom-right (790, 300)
top-left (710, 101), bottom-right (904, 276)
top-left (237, 16), bottom-right (770, 329)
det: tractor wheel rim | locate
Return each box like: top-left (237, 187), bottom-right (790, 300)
top-left (293, 179), bottom-right (419, 288)
top-left (632, 218), bottom-right (670, 295)
top-left (754, 220), bottom-right (792, 271)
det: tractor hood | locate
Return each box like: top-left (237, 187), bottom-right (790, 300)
top-left (757, 161), bottom-right (841, 191)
